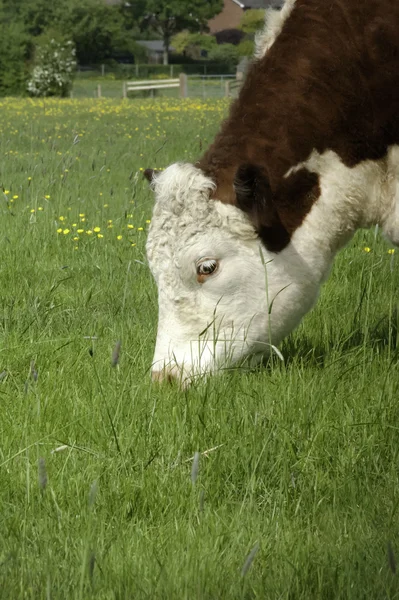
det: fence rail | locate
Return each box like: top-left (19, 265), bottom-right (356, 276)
top-left (122, 74), bottom-right (187, 98)
top-left (224, 72), bottom-right (244, 98)
top-left (72, 72), bottom-right (243, 99)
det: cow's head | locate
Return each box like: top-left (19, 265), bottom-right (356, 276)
top-left (145, 163), bottom-right (320, 384)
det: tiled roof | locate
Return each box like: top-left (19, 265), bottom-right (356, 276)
top-left (136, 41), bottom-right (174, 53)
top-left (233, 0), bottom-right (285, 8)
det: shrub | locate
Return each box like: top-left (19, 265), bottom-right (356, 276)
top-left (208, 44), bottom-right (240, 68)
top-left (237, 39), bottom-right (255, 57)
top-left (214, 29), bottom-right (244, 46)
top-left (27, 38), bottom-right (76, 97)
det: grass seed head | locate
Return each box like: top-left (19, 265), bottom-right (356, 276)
top-left (191, 451), bottom-right (200, 485)
top-left (111, 341), bottom-right (121, 367)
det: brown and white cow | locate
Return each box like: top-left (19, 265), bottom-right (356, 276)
top-left (145, 0), bottom-right (399, 383)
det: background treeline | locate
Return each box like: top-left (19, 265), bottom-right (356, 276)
top-left (0, 0), bottom-right (264, 96)
top-left (0, 0), bottom-right (148, 95)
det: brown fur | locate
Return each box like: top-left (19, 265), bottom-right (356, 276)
top-left (198, 0), bottom-right (399, 251)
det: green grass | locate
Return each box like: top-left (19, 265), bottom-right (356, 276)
top-left (0, 97), bottom-right (399, 599)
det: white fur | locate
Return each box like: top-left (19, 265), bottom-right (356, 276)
top-left (254, 0), bottom-right (297, 58)
top-left (146, 148), bottom-right (399, 382)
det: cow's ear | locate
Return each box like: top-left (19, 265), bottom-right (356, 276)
top-left (143, 168), bottom-right (160, 183)
top-left (234, 163), bottom-right (289, 252)
top-left (234, 164), bottom-right (272, 213)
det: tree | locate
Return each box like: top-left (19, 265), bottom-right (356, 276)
top-left (237, 9), bottom-right (266, 59)
top-left (1, 0), bottom-right (135, 65)
top-left (136, 0), bottom-right (223, 65)
top-left (171, 32), bottom-right (216, 60)
top-left (239, 9), bottom-right (266, 34)
top-left (59, 0), bottom-right (131, 64)
top-left (0, 21), bottom-right (31, 96)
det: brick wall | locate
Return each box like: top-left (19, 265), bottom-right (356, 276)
top-left (208, 0), bottom-right (244, 33)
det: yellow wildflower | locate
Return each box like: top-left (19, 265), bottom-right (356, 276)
top-left (363, 247), bottom-right (371, 253)
top-left (388, 249), bottom-right (395, 255)
top-left (93, 227), bottom-right (101, 233)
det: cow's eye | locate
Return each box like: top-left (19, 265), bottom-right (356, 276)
top-left (196, 258), bottom-right (219, 282)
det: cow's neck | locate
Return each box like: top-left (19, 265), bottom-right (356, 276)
top-left (199, 146), bottom-right (390, 287)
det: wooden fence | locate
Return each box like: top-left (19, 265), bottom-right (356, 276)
top-left (122, 73), bottom-right (188, 99)
top-left (224, 72), bottom-right (244, 98)
top-left (73, 73), bottom-right (243, 99)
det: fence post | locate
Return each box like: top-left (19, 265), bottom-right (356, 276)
top-left (170, 64), bottom-right (174, 78)
top-left (101, 64), bottom-right (105, 76)
top-left (179, 73), bottom-right (188, 98)
top-left (225, 80), bottom-right (231, 98)
top-left (122, 82), bottom-right (127, 99)
top-left (97, 84), bottom-right (101, 98)
top-left (135, 63), bottom-right (139, 78)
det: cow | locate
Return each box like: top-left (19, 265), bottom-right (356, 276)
top-left (145, 0), bottom-right (399, 384)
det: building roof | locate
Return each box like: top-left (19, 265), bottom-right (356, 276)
top-left (136, 41), bottom-right (174, 53)
top-left (233, 0), bottom-right (285, 8)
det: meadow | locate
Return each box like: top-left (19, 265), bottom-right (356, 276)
top-left (0, 96), bottom-right (399, 599)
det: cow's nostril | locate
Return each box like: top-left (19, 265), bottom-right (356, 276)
top-left (151, 369), bottom-right (177, 384)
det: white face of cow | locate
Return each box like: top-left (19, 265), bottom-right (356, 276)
top-left (146, 163), bottom-right (320, 383)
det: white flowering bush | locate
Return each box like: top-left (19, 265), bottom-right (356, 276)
top-left (27, 39), bottom-right (76, 97)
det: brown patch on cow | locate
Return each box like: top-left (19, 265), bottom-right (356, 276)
top-left (234, 163), bottom-right (319, 251)
top-left (197, 0), bottom-right (399, 250)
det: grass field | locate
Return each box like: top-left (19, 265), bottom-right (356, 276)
top-left (1, 96), bottom-right (399, 599)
